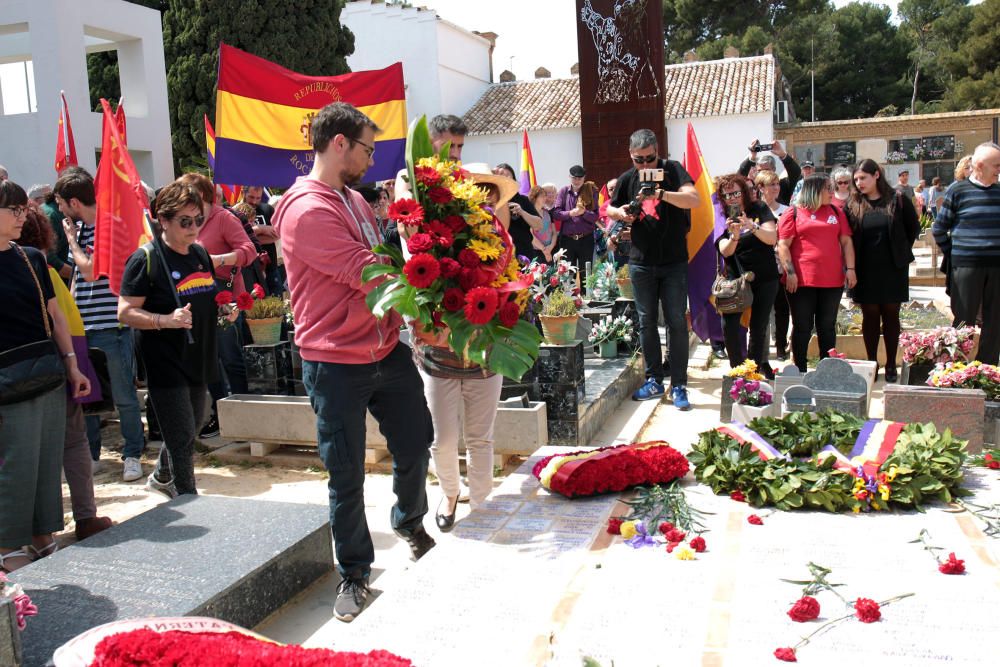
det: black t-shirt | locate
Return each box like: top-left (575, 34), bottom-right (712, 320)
top-left (507, 193), bottom-right (540, 260)
top-left (254, 202), bottom-right (277, 265)
top-left (120, 240), bottom-right (219, 389)
top-left (611, 159), bottom-right (694, 266)
top-left (0, 244), bottom-right (56, 353)
top-left (714, 200), bottom-right (778, 282)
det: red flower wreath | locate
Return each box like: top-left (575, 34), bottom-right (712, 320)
top-left (532, 441), bottom-right (689, 498)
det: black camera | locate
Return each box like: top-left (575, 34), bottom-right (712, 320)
top-left (622, 168), bottom-right (664, 217)
top-left (751, 140), bottom-right (775, 153)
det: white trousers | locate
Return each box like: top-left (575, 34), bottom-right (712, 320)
top-left (418, 369), bottom-right (503, 509)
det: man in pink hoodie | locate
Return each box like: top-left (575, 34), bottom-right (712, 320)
top-left (273, 102), bottom-right (435, 623)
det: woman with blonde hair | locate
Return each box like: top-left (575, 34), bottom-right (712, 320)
top-left (954, 155), bottom-right (973, 182)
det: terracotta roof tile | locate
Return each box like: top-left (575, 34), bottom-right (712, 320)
top-left (463, 55), bottom-right (775, 135)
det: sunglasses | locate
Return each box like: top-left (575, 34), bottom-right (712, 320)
top-left (4, 205), bottom-right (27, 217)
top-left (175, 214), bottom-right (206, 229)
top-left (721, 191), bottom-right (743, 200)
top-left (836, 180), bottom-right (850, 185)
top-left (631, 154), bottom-right (657, 164)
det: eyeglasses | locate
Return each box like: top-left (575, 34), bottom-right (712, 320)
top-left (4, 205), bottom-right (27, 217)
top-left (631, 154), bottom-right (657, 164)
top-left (351, 138), bottom-right (376, 158)
top-left (174, 214), bottom-right (206, 229)
top-left (721, 191), bottom-right (743, 200)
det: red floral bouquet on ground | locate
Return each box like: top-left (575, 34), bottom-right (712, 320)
top-left (361, 117), bottom-right (541, 380)
top-left (532, 441), bottom-right (689, 498)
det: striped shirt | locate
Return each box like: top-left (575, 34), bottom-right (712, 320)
top-left (67, 222), bottom-right (122, 331)
top-left (932, 179), bottom-right (1000, 268)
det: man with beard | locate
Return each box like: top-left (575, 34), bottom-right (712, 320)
top-left (273, 102), bottom-right (436, 623)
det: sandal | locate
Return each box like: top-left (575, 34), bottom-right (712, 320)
top-left (26, 541), bottom-right (58, 560)
top-left (0, 549), bottom-right (33, 573)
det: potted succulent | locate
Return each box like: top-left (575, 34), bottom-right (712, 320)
top-left (245, 296), bottom-right (289, 345)
top-left (730, 377), bottom-right (775, 423)
top-left (538, 291), bottom-right (580, 345)
top-left (587, 314), bottom-right (634, 358)
top-left (615, 264), bottom-right (633, 300)
top-left (899, 326), bottom-right (978, 386)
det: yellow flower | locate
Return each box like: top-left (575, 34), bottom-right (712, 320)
top-left (871, 500), bottom-right (881, 511)
top-left (675, 546), bottom-right (696, 560)
top-left (469, 238), bottom-right (502, 261)
top-left (885, 466), bottom-right (898, 482)
top-left (879, 485), bottom-right (890, 502)
top-left (619, 520), bottom-right (638, 540)
top-left (852, 505), bottom-right (861, 514)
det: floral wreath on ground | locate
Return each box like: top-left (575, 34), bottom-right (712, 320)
top-left (689, 410), bottom-right (967, 513)
top-left (361, 117), bottom-right (541, 381)
top-left (532, 441), bottom-right (689, 498)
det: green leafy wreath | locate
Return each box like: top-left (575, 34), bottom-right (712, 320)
top-left (689, 411), bottom-right (968, 513)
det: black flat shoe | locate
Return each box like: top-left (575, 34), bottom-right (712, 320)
top-left (435, 496), bottom-right (458, 532)
top-left (884, 367), bottom-right (898, 383)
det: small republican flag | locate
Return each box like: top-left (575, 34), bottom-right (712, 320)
top-left (518, 130), bottom-right (537, 195)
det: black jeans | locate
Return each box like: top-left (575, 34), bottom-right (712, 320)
top-left (951, 266), bottom-right (1000, 364)
top-left (148, 383), bottom-right (209, 495)
top-left (557, 232), bottom-right (595, 287)
top-left (787, 286), bottom-right (843, 372)
top-left (630, 261), bottom-right (688, 387)
top-left (773, 281), bottom-right (791, 356)
top-left (302, 342), bottom-right (433, 579)
top-left (724, 279), bottom-right (778, 375)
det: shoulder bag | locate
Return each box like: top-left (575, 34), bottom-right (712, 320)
top-left (0, 243), bottom-right (67, 405)
top-left (712, 244), bottom-right (754, 315)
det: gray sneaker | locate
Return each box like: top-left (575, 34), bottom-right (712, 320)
top-left (334, 576), bottom-right (370, 622)
top-left (145, 472), bottom-right (178, 500)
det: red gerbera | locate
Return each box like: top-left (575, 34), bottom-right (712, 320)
top-left (853, 598), bottom-right (881, 623)
top-left (938, 552), bottom-right (966, 575)
top-left (236, 292), bottom-right (254, 311)
top-left (215, 290), bottom-right (233, 306)
top-left (251, 283), bottom-right (265, 300)
top-left (439, 257), bottom-right (461, 279)
top-left (498, 301), bottom-right (520, 328)
top-left (774, 647), bottom-right (797, 662)
top-left (442, 288), bottom-right (466, 312)
top-left (388, 198), bottom-right (424, 225)
top-left (443, 215), bottom-right (467, 233)
top-left (406, 233), bottom-right (435, 254)
top-left (463, 287), bottom-right (499, 325)
top-left (427, 187), bottom-right (453, 204)
top-left (403, 254), bottom-right (441, 288)
top-left (458, 248), bottom-right (481, 268)
top-left (414, 165), bottom-right (440, 187)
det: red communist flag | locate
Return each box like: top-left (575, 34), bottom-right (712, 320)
top-left (54, 92), bottom-right (78, 173)
top-left (93, 98), bottom-right (152, 295)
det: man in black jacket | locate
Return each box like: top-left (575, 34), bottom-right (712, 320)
top-left (738, 139), bottom-right (801, 206)
top-left (606, 129), bottom-right (701, 409)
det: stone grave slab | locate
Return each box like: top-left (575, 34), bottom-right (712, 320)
top-left (773, 365), bottom-right (804, 410)
top-left (10, 496), bottom-right (332, 667)
top-left (985, 400), bottom-right (1000, 447)
top-left (804, 357), bottom-right (869, 417)
top-left (782, 385), bottom-right (816, 416)
top-left (884, 385), bottom-right (986, 453)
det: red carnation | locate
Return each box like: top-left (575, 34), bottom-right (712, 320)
top-left (665, 528), bottom-right (686, 543)
top-left (658, 522), bottom-right (675, 536)
top-left (774, 647), bottom-right (797, 662)
top-left (607, 518), bottom-right (623, 535)
top-left (689, 536), bottom-right (707, 553)
top-left (414, 165), bottom-right (440, 187)
top-left (730, 490), bottom-right (746, 502)
top-left (406, 233), bottom-right (435, 254)
top-left (498, 301), bottom-right (520, 328)
top-left (427, 186), bottom-right (453, 204)
top-left (439, 257), bottom-right (462, 279)
top-left (215, 290), bottom-right (233, 306)
top-left (442, 288), bottom-right (466, 312)
top-left (458, 248), bottom-right (481, 268)
top-left (464, 287), bottom-right (499, 325)
top-left (251, 283), bottom-right (265, 300)
top-left (787, 596), bottom-right (820, 622)
top-left (403, 254), bottom-right (441, 288)
top-left (444, 215), bottom-right (467, 233)
top-left (388, 198), bottom-right (424, 225)
top-left (748, 514), bottom-right (764, 525)
top-left (938, 552), bottom-right (966, 575)
top-left (236, 292), bottom-right (255, 311)
top-left (665, 541), bottom-right (680, 553)
top-left (854, 598), bottom-right (881, 623)
top-left (985, 453), bottom-right (999, 469)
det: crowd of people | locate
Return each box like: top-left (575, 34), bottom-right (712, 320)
top-left (1, 106), bottom-right (999, 632)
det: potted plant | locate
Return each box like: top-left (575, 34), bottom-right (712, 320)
top-left (245, 296), bottom-right (288, 345)
top-left (587, 314), bottom-right (634, 358)
top-left (928, 361), bottom-right (1000, 446)
top-left (538, 291), bottom-right (580, 345)
top-left (730, 377), bottom-right (775, 423)
top-left (899, 326), bottom-right (978, 386)
top-left (615, 264), bottom-right (633, 300)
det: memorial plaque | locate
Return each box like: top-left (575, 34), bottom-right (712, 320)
top-left (888, 138), bottom-right (923, 161)
top-left (10, 496), bottom-right (332, 667)
top-left (825, 141), bottom-right (856, 166)
top-left (922, 135), bottom-right (955, 161)
top-left (535, 342), bottom-right (585, 385)
top-left (575, 0), bottom-right (665, 188)
top-left (884, 385), bottom-right (986, 453)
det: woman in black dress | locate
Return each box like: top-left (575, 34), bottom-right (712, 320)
top-left (846, 159), bottom-right (919, 382)
top-left (715, 174), bottom-right (779, 379)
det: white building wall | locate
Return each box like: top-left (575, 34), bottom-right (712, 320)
top-left (665, 112), bottom-right (777, 180)
top-left (0, 0), bottom-right (173, 187)
top-left (435, 21), bottom-right (491, 117)
top-left (462, 127), bottom-right (584, 187)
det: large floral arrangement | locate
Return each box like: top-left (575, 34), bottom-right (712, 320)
top-left (521, 249), bottom-right (581, 317)
top-left (927, 360), bottom-right (1000, 400)
top-left (689, 411), bottom-right (967, 513)
top-left (587, 314), bottom-right (634, 345)
top-left (532, 441), bottom-right (689, 498)
top-left (361, 117), bottom-right (541, 380)
top-left (0, 571), bottom-right (36, 631)
top-left (899, 325), bottom-right (977, 365)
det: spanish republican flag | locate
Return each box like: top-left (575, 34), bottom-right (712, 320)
top-left (684, 123), bottom-right (725, 342)
top-left (204, 114), bottom-right (243, 205)
top-left (518, 130), bottom-right (537, 195)
top-left (213, 43), bottom-right (407, 187)
top-left (93, 98), bottom-right (152, 295)
top-left (54, 92), bottom-right (78, 173)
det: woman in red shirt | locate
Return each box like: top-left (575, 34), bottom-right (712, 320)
top-left (777, 175), bottom-right (856, 372)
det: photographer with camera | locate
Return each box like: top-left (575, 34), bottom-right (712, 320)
top-left (606, 129), bottom-right (701, 409)
top-left (738, 139), bottom-right (801, 206)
